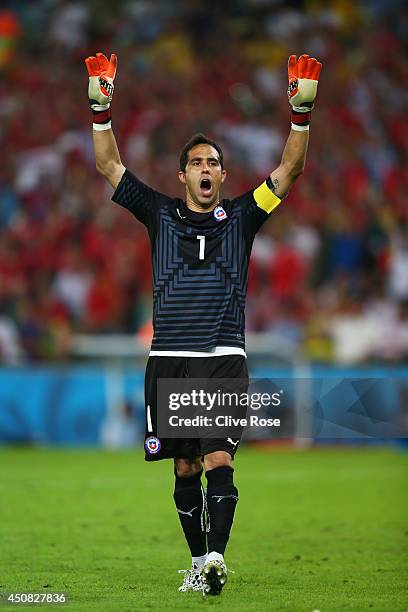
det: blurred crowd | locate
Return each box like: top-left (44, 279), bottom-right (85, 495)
top-left (0, 0), bottom-right (407, 364)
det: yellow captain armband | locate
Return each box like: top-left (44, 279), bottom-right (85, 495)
top-left (253, 179), bottom-right (282, 214)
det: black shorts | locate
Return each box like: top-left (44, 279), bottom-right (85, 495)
top-left (143, 354), bottom-right (248, 462)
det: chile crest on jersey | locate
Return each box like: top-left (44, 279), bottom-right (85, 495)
top-left (213, 205), bottom-right (227, 222)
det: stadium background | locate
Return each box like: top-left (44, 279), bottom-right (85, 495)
top-left (0, 0), bottom-right (407, 444)
top-left (0, 1), bottom-right (407, 610)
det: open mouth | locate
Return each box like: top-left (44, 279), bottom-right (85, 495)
top-left (200, 178), bottom-right (212, 197)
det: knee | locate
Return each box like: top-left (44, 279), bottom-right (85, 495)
top-left (174, 457), bottom-right (202, 478)
top-left (203, 451), bottom-right (232, 472)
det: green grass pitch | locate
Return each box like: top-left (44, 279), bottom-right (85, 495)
top-left (0, 447), bottom-right (406, 611)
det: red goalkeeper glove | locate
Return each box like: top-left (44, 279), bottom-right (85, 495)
top-left (84, 52), bottom-right (117, 130)
top-left (287, 54), bottom-right (322, 131)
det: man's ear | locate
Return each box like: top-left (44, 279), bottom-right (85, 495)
top-left (178, 171), bottom-right (186, 184)
top-left (221, 169), bottom-right (227, 183)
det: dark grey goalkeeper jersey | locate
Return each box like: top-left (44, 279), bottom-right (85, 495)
top-left (112, 169), bottom-right (281, 352)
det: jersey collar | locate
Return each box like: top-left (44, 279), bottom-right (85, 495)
top-left (179, 199), bottom-right (228, 225)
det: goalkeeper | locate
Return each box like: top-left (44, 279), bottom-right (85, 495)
top-left (84, 51), bottom-right (322, 595)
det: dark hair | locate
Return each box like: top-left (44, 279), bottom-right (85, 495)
top-left (179, 133), bottom-right (224, 172)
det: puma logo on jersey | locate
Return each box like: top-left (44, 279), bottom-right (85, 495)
top-left (211, 495), bottom-right (239, 504)
top-left (177, 506), bottom-right (198, 517)
top-left (227, 438), bottom-right (239, 448)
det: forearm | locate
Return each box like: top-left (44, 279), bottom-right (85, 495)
top-left (280, 127), bottom-right (309, 177)
top-left (270, 127), bottom-right (309, 198)
top-left (93, 127), bottom-right (125, 187)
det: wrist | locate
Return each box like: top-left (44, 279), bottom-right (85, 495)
top-left (290, 108), bottom-right (310, 131)
top-left (91, 103), bottom-right (111, 131)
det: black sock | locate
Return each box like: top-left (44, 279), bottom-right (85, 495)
top-left (206, 466), bottom-right (238, 555)
top-left (173, 469), bottom-right (207, 558)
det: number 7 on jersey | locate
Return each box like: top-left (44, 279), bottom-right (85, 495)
top-left (197, 235), bottom-right (206, 260)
